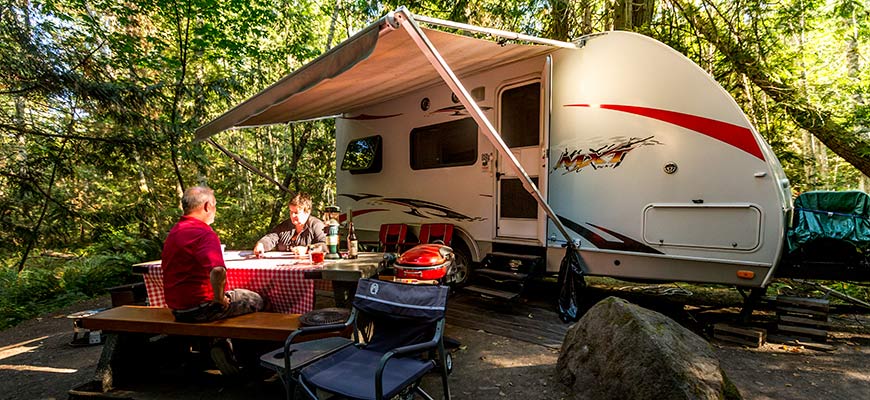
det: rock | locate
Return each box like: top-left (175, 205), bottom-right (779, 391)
top-left (557, 296), bottom-right (740, 399)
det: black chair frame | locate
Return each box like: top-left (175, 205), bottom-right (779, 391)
top-left (285, 279), bottom-right (451, 400)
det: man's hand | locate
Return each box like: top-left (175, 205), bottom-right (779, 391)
top-left (253, 242), bottom-right (265, 258)
top-left (213, 293), bottom-right (230, 310)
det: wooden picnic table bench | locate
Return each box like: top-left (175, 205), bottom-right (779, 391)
top-left (76, 306), bottom-right (309, 394)
top-left (80, 305), bottom-right (302, 341)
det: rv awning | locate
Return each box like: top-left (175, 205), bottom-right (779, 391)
top-left (194, 17), bottom-right (560, 141)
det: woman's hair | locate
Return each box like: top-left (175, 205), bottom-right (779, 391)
top-left (182, 186), bottom-right (214, 214)
top-left (289, 192), bottom-right (312, 213)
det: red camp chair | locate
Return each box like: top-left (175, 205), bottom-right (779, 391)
top-left (418, 223), bottom-right (454, 246)
top-left (379, 223), bottom-right (410, 252)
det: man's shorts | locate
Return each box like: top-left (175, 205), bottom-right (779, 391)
top-left (172, 289), bottom-right (264, 323)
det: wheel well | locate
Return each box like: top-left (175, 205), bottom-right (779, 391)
top-left (450, 228), bottom-right (476, 262)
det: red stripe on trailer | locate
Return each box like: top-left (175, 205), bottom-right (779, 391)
top-left (566, 104), bottom-right (764, 161)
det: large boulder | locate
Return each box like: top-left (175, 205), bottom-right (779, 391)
top-left (557, 296), bottom-right (739, 399)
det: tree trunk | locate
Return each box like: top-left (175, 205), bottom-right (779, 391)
top-left (614, 0), bottom-right (656, 31)
top-left (18, 135), bottom-right (68, 272)
top-left (673, 0), bottom-right (870, 177)
top-left (802, 130), bottom-right (815, 187)
top-left (325, 0), bottom-right (341, 51)
top-left (579, 1), bottom-right (594, 35)
top-left (547, 0), bottom-right (574, 41)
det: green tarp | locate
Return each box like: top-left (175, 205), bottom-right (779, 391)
top-left (787, 190), bottom-right (870, 253)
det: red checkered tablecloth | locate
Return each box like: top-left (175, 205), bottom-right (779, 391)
top-left (139, 254), bottom-right (331, 314)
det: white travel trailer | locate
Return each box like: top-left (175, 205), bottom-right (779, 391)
top-left (196, 8), bottom-right (793, 297)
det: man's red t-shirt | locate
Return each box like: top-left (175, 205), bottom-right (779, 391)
top-left (162, 216), bottom-right (225, 310)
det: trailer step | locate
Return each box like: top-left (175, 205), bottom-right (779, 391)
top-left (481, 252), bottom-right (544, 274)
top-left (487, 252), bottom-right (542, 261)
top-left (475, 268), bottom-right (528, 281)
top-left (463, 285), bottom-right (521, 301)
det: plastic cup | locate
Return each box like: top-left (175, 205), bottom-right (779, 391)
top-left (309, 251), bottom-right (325, 264)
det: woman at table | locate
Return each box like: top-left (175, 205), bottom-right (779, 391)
top-left (253, 192), bottom-right (327, 257)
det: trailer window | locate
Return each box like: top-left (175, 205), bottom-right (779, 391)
top-left (341, 135), bottom-right (382, 174)
top-left (500, 177), bottom-right (539, 219)
top-left (410, 118), bottom-right (478, 170)
top-left (500, 83), bottom-right (540, 148)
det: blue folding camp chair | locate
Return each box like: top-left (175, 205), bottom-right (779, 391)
top-left (291, 278), bottom-right (451, 400)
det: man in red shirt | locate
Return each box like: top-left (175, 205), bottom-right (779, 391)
top-left (162, 186), bottom-right (263, 322)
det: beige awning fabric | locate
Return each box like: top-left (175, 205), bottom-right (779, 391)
top-left (194, 19), bottom-right (559, 141)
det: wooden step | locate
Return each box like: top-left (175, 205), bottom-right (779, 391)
top-left (778, 315), bottom-right (830, 329)
top-left (776, 324), bottom-right (828, 341)
top-left (713, 323), bottom-right (766, 348)
top-left (475, 268), bottom-right (529, 281)
top-left (776, 305), bottom-right (829, 319)
top-left (775, 296), bottom-right (830, 311)
top-left (464, 285), bottom-right (521, 301)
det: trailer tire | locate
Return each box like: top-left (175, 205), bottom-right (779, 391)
top-left (448, 241), bottom-right (471, 287)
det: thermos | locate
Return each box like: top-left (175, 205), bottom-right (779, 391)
top-left (326, 217), bottom-right (340, 259)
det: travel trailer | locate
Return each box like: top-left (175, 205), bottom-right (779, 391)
top-left (197, 8), bottom-right (855, 300)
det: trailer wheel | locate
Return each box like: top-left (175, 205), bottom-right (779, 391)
top-left (448, 242), bottom-right (471, 286)
top-left (443, 351), bottom-right (453, 375)
top-left (433, 350), bottom-right (454, 375)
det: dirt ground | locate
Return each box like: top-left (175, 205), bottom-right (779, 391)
top-left (1, 286), bottom-right (868, 400)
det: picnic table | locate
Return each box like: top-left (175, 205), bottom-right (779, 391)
top-left (72, 252), bottom-right (384, 395)
top-left (133, 251), bottom-right (384, 313)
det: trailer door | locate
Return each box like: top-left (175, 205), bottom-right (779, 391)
top-left (496, 81), bottom-right (543, 239)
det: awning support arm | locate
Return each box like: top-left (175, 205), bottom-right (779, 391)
top-left (390, 8), bottom-right (575, 244)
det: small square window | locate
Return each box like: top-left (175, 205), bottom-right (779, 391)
top-left (341, 135), bottom-right (382, 174)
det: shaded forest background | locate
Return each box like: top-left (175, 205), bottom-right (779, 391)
top-left (1, 0), bottom-right (868, 327)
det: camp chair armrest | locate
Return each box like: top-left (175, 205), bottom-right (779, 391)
top-left (372, 343), bottom-right (434, 400)
top-left (372, 335), bottom-right (441, 399)
top-left (390, 339), bottom-right (439, 357)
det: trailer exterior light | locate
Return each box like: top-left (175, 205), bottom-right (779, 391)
top-left (736, 270), bottom-right (755, 279)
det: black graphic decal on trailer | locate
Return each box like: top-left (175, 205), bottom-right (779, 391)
top-left (342, 113), bottom-right (402, 120)
top-left (557, 215), bottom-right (662, 254)
top-left (340, 194), bottom-right (487, 222)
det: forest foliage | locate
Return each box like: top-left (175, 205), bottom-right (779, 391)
top-left (1, 0), bottom-right (868, 327)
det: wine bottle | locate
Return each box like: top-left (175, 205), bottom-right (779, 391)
top-left (347, 210), bottom-right (358, 259)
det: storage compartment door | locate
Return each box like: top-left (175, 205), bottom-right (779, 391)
top-left (643, 204), bottom-right (762, 251)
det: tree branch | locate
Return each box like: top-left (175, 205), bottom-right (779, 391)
top-left (0, 123), bottom-right (139, 145)
top-left (670, 0), bottom-right (870, 176)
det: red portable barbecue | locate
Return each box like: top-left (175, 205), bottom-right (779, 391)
top-left (393, 244), bottom-right (455, 283)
